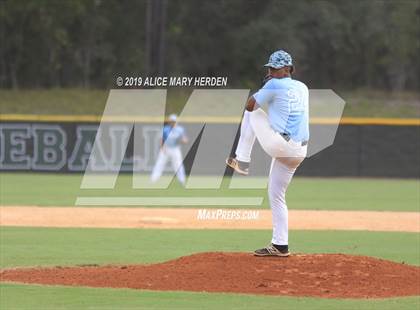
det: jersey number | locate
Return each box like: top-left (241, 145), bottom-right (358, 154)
top-left (287, 89), bottom-right (304, 113)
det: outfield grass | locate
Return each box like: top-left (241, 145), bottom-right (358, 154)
top-left (0, 227), bottom-right (419, 309)
top-left (1, 173), bottom-right (419, 211)
top-left (0, 89), bottom-right (419, 118)
top-left (0, 89), bottom-right (109, 115)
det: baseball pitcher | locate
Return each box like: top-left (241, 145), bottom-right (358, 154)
top-left (226, 50), bottom-right (309, 257)
top-left (151, 114), bottom-right (188, 186)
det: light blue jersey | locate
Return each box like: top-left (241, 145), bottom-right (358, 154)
top-left (162, 125), bottom-right (186, 148)
top-left (253, 77), bottom-right (309, 142)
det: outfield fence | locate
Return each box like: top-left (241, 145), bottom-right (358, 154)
top-left (0, 115), bottom-right (418, 178)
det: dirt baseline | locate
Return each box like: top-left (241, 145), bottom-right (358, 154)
top-left (1, 252), bottom-right (419, 298)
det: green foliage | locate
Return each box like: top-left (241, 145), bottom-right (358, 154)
top-left (0, 0), bottom-right (419, 90)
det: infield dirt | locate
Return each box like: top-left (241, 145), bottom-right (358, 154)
top-left (1, 206), bottom-right (419, 232)
top-left (1, 252), bottom-right (419, 298)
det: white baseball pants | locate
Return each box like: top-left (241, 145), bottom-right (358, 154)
top-left (235, 109), bottom-right (307, 245)
top-left (151, 146), bottom-right (186, 185)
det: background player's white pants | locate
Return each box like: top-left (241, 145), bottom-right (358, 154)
top-left (235, 109), bottom-right (307, 245)
top-left (151, 146), bottom-right (186, 185)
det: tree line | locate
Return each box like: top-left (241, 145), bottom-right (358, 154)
top-left (1, 0), bottom-right (419, 91)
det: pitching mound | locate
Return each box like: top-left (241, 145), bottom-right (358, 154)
top-left (1, 252), bottom-right (419, 298)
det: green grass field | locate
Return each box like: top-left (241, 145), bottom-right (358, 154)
top-left (0, 227), bottom-right (419, 309)
top-left (1, 173), bottom-right (419, 211)
top-left (0, 173), bottom-right (419, 309)
top-left (1, 89), bottom-right (419, 118)
top-left (1, 227), bottom-right (419, 268)
top-left (2, 284), bottom-right (419, 310)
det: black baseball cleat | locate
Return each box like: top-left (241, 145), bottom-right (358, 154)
top-left (254, 244), bottom-right (290, 257)
top-left (226, 157), bottom-right (249, 175)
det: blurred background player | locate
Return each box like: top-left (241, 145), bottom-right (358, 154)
top-left (150, 114), bottom-right (188, 185)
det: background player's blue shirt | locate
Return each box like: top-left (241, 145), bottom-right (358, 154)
top-left (253, 77), bottom-right (309, 142)
top-left (162, 125), bottom-right (186, 148)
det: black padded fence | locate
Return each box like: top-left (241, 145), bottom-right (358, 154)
top-left (0, 121), bottom-right (418, 178)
